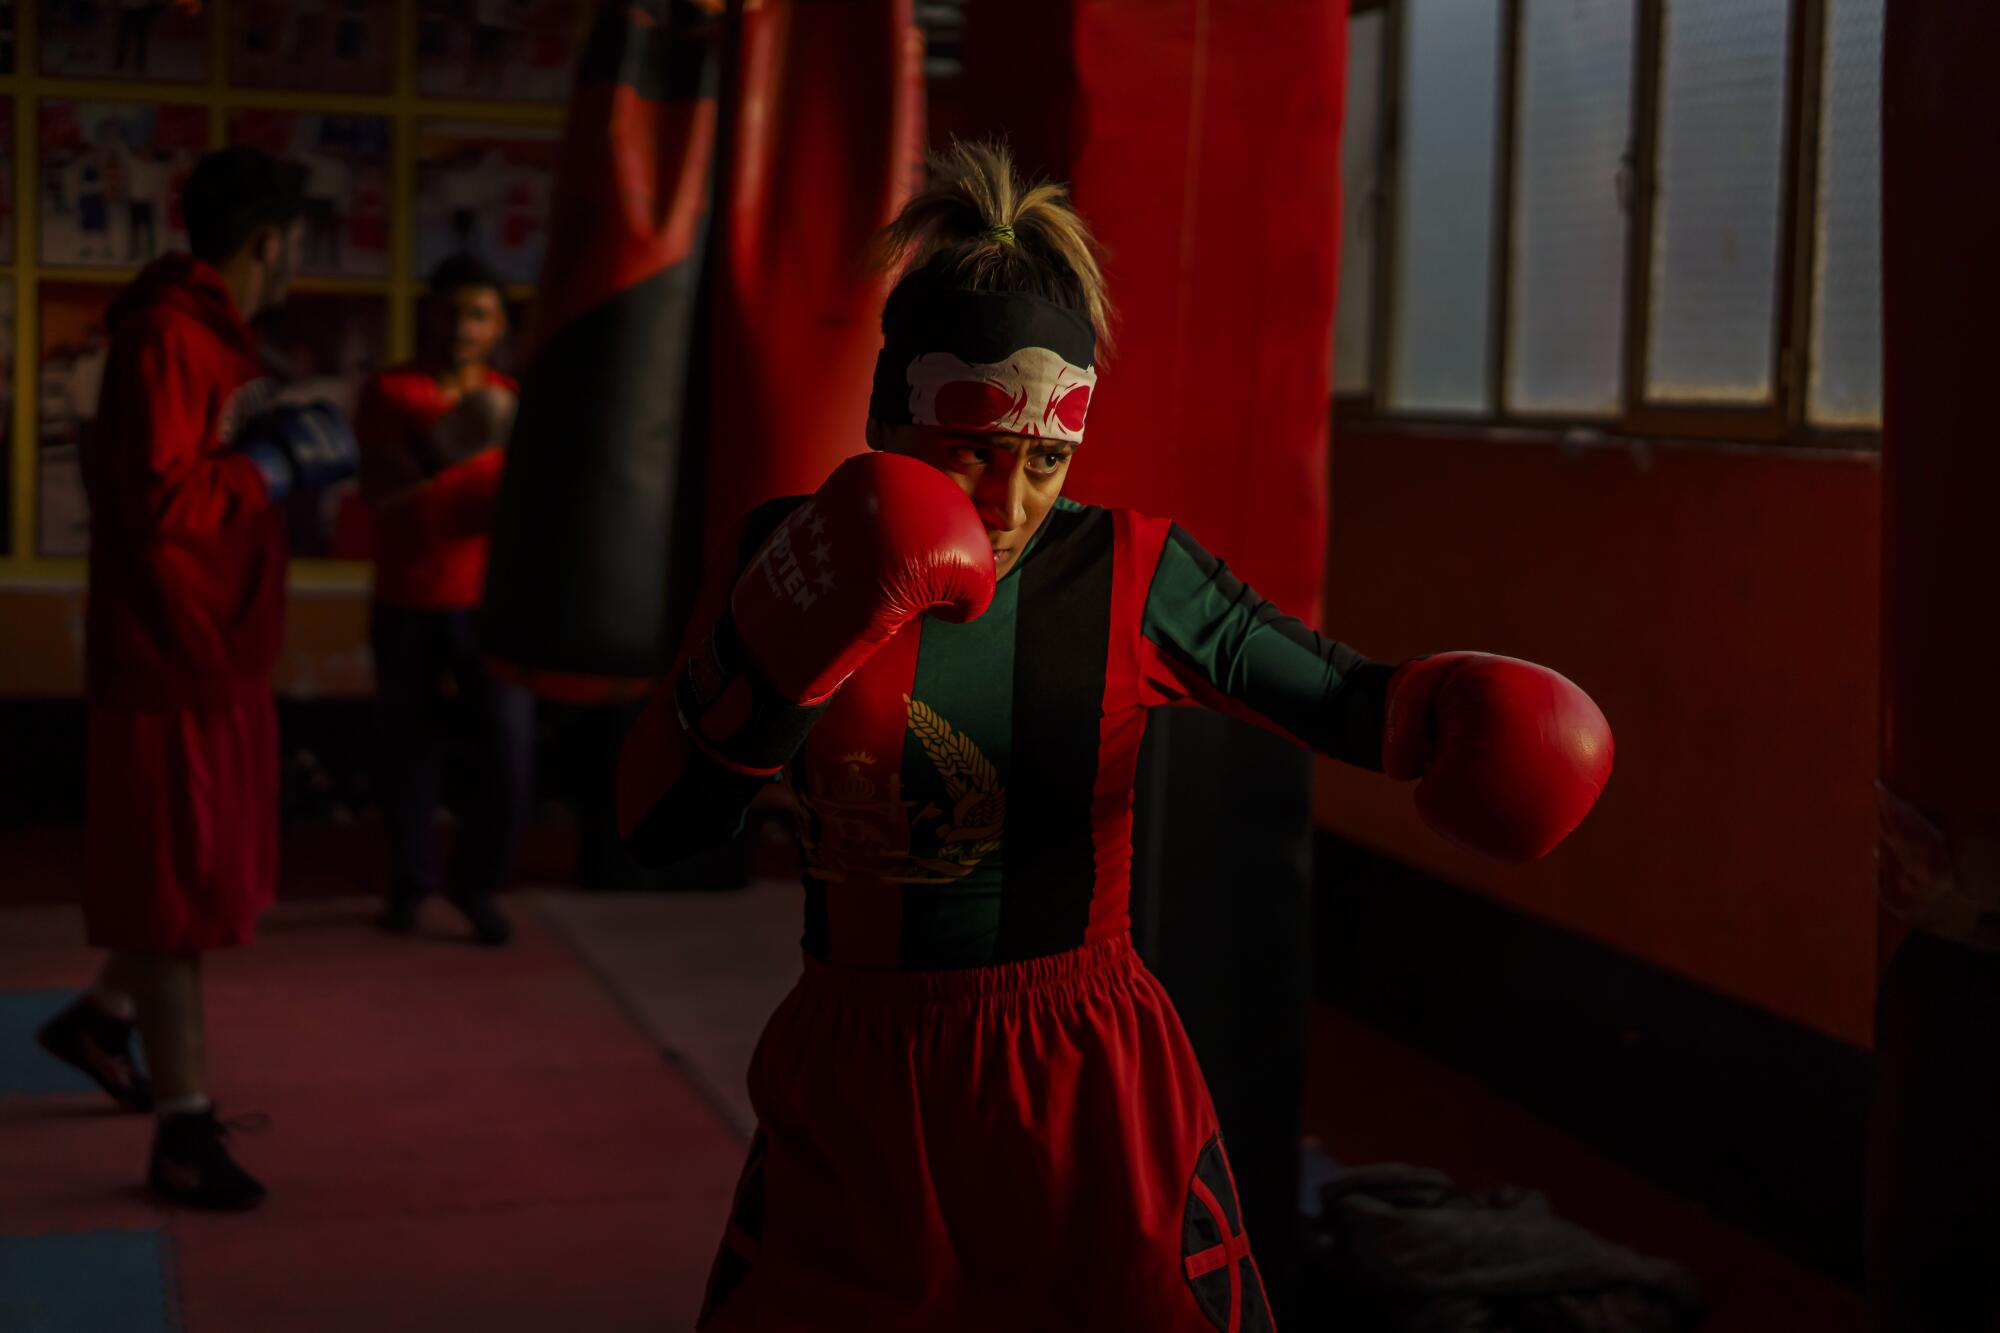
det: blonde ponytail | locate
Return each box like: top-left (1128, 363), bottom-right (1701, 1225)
top-left (876, 140), bottom-right (1113, 355)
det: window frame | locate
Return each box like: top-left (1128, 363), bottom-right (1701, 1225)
top-left (1336, 0), bottom-right (1879, 452)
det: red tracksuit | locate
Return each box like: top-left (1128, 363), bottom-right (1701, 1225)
top-left (354, 364), bottom-right (533, 906)
top-left (354, 363), bottom-right (516, 611)
top-left (81, 255), bottom-right (287, 953)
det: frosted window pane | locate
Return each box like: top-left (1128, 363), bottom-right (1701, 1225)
top-left (1389, 0), bottom-right (1501, 413)
top-left (1334, 11), bottom-right (1385, 396)
top-left (1810, 0), bottom-right (1883, 427)
top-left (1646, 0), bottom-right (1790, 403)
top-left (1509, 0), bottom-right (1635, 416)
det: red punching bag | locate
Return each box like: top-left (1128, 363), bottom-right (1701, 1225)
top-left (1869, 2), bottom-right (2000, 1329)
top-left (703, 0), bottom-right (924, 556)
top-left (482, 0), bottom-right (722, 702)
top-left (963, 0), bottom-right (1343, 623)
top-left (1071, 2), bottom-right (1343, 624)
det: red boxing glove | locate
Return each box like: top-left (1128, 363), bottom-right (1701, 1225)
top-left (729, 451), bottom-right (995, 707)
top-left (619, 453), bottom-right (992, 854)
top-left (668, 451), bottom-right (993, 780)
top-left (1382, 652), bottom-right (1613, 862)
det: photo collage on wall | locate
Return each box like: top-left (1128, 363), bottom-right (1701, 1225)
top-left (416, 0), bottom-right (583, 103)
top-left (40, 0), bottom-right (209, 82)
top-left (230, 110), bottom-right (392, 278)
top-left (413, 121), bottom-right (559, 288)
top-left (0, 99), bottom-right (16, 257)
top-left (39, 100), bottom-right (207, 266)
top-left (11, 0), bottom-right (581, 559)
top-left (231, 0), bottom-right (395, 94)
top-left (0, 99), bottom-right (13, 553)
top-left (37, 281), bottom-right (109, 557)
top-left (0, 283), bottom-right (13, 557)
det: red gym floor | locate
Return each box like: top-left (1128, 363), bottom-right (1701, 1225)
top-left (2, 869), bottom-right (1865, 1330)
top-left (1, 897), bottom-right (743, 1330)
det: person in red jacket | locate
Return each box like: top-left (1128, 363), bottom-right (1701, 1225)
top-left (357, 253), bottom-right (530, 945)
top-left (35, 146), bottom-right (359, 1210)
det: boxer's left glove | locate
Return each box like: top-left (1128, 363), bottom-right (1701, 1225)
top-left (677, 452), bottom-right (996, 774)
top-left (1382, 651), bottom-right (1613, 862)
top-left (617, 453), bottom-right (995, 857)
top-left (240, 401), bottom-right (359, 503)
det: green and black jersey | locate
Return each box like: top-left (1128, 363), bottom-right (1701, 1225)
top-left (638, 496), bottom-right (1394, 971)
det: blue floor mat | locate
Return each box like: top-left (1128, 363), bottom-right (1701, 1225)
top-left (0, 990), bottom-right (105, 1096)
top-left (0, 1229), bottom-right (176, 1333)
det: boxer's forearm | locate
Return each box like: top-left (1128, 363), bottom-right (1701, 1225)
top-left (1139, 521), bottom-right (1393, 770)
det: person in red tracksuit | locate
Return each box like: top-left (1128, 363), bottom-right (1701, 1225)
top-left (357, 253), bottom-right (531, 946)
top-left (35, 147), bottom-right (360, 1210)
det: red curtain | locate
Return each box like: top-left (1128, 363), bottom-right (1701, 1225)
top-left (964, 0), bottom-right (1349, 624)
top-left (704, 0), bottom-right (926, 559)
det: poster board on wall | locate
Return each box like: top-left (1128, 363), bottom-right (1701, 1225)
top-left (40, 0), bottom-right (209, 82)
top-left (231, 0), bottom-right (395, 94)
top-left (39, 100), bottom-right (206, 268)
top-left (412, 120), bottom-right (557, 286)
top-left (229, 109), bottom-right (392, 279)
top-left (414, 0), bottom-right (582, 103)
top-left (0, 100), bottom-right (16, 258)
top-left (36, 281), bottom-right (114, 558)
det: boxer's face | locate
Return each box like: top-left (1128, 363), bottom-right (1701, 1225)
top-left (251, 220), bottom-right (305, 313)
top-left (870, 421), bottom-right (1073, 578)
top-left (441, 285), bottom-right (508, 369)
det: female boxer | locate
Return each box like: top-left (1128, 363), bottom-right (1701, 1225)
top-left (618, 141), bottom-right (1612, 1332)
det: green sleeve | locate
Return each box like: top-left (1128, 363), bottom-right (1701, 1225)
top-left (1140, 523), bottom-right (1395, 770)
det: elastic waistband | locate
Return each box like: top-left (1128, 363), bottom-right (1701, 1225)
top-left (797, 933), bottom-right (1140, 1011)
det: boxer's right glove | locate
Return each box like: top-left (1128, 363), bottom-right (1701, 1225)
top-left (1382, 651), bottom-right (1613, 862)
top-left (240, 401), bottom-right (359, 503)
top-left (618, 452), bottom-right (995, 845)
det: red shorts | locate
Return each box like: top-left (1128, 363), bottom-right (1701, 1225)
top-left (83, 695), bottom-right (280, 954)
top-left (698, 934), bottom-right (1274, 1333)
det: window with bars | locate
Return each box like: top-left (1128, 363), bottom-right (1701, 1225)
top-left (1334, 0), bottom-right (1883, 446)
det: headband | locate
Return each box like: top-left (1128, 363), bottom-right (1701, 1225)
top-left (868, 288), bottom-right (1098, 444)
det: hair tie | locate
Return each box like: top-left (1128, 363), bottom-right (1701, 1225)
top-left (981, 223), bottom-right (1016, 247)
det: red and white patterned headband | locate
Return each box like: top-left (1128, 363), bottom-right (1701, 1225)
top-left (870, 288), bottom-right (1099, 443)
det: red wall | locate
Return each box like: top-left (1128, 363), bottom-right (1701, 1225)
top-left (1314, 426), bottom-right (1881, 1047)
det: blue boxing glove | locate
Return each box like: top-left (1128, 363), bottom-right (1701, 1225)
top-left (239, 401), bottom-right (359, 503)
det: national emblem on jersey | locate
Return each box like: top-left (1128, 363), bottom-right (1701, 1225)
top-left (794, 698), bottom-right (1007, 886)
top-left (902, 696), bottom-right (1005, 881)
top-left (796, 750), bottom-right (917, 882)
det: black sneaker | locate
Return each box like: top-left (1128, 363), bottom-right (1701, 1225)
top-left (36, 997), bottom-right (153, 1113)
top-left (445, 890), bottom-right (513, 947)
top-left (148, 1108), bottom-right (268, 1211)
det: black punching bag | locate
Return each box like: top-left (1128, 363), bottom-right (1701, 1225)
top-left (482, 0), bottom-right (722, 701)
top-left (1131, 709), bottom-right (1315, 1321)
